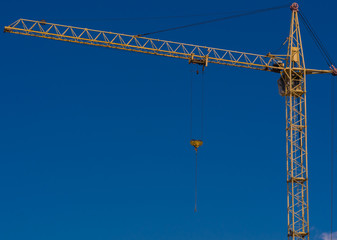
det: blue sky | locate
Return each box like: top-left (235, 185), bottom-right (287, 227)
top-left (0, 0), bottom-right (336, 240)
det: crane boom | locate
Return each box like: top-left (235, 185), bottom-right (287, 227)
top-left (3, 18), bottom-right (332, 75)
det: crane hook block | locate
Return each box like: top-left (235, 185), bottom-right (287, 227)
top-left (190, 139), bottom-right (203, 151)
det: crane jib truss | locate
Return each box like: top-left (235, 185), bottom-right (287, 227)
top-left (3, 3), bottom-right (336, 240)
top-left (3, 18), bottom-right (333, 75)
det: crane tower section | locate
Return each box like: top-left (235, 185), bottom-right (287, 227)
top-left (283, 3), bottom-right (309, 240)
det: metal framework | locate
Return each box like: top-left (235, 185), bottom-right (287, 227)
top-left (4, 18), bottom-right (332, 75)
top-left (285, 5), bottom-right (309, 240)
top-left (3, 4), bottom-right (335, 240)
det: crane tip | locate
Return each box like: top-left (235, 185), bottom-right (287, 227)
top-left (4, 26), bottom-right (11, 33)
top-left (290, 3), bottom-right (299, 12)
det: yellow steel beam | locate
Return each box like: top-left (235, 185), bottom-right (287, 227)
top-left (5, 18), bottom-right (331, 75)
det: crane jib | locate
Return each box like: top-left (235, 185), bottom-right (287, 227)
top-left (4, 19), bottom-right (332, 76)
top-left (0, 19), bottom-right (314, 74)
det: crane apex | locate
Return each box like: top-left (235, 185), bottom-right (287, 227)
top-left (290, 2), bottom-right (299, 12)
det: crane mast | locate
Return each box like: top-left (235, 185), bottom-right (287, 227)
top-left (285, 3), bottom-right (309, 240)
top-left (3, 3), bottom-right (336, 240)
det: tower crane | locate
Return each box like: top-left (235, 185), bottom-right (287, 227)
top-left (4, 3), bottom-right (337, 240)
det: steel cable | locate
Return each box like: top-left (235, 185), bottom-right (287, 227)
top-left (201, 69), bottom-right (205, 140)
top-left (299, 11), bottom-right (335, 66)
top-left (195, 150), bottom-right (198, 213)
top-left (47, 10), bottom-right (253, 22)
top-left (331, 75), bottom-right (335, 240)
top-left (136, 4), bottom-right (289, 37)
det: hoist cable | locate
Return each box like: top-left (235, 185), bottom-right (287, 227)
top-left (190, 68), bottom-right (193, 139)
top-left (299, 11), bottom-right (335, 66)
top-left (194, 150), bottom-right (198, 213)
top-left (136, 4), bottom-right (289, 37)
top-left (189, 65), bottom-right (205, 213)
top-left (331, 75), bottom-right (335, 240)
top-left (201, 69), bottom-right (205, 139)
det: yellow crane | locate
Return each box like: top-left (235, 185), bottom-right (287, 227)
top-left (4, 3), bottom-right (336, 240)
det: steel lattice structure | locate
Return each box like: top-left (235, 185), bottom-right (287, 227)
top-left (285, 5), bottom-right (309, 240)
top-left (4, 18), bottom-right (332, 75)
top-left (3, 3), bottom-right (336, 240)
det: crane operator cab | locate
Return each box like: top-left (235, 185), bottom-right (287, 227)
top-left (277, 70), bottom-right (303, 97)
